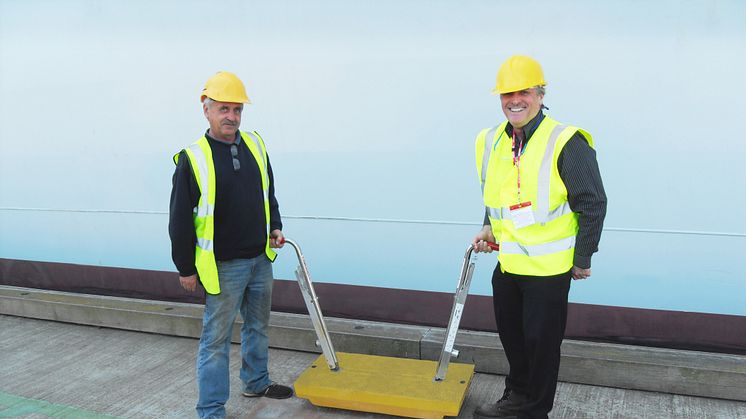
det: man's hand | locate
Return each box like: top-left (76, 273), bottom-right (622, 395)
top-left (179, 274), bottom-right (198, 292)
top-left (571, 266), bottom-right (591, 280)
top-left (472, 225), bottom-right (496, 253)
top-left (270, 229), bottom-right (285, 248)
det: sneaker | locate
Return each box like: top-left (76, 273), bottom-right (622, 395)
top-left (242, 383), bottom-right (293, 399)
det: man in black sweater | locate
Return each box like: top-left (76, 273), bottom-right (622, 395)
top-left (169, 71), bottom-right (291, 419)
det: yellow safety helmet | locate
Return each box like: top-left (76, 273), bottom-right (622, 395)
top-left (492, 55), bottom-right (546, 95)
top-left (200, 71), bottom-right (251, 104)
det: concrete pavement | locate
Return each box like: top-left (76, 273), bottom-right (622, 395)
top-left (2, 286), bottom-right (745, 402)
top-left (2, 314), bottom-right (745, 419)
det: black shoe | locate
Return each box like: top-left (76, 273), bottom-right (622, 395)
top-left (242, 383), bottom-right (293, 399)
top-left (473, 390), bottom-right (527, 418)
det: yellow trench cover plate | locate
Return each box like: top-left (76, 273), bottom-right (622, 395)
top-left (294, 352), bottom-right (475, 419)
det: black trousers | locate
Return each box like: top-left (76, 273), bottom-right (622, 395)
top-left (491, 265), bottom-right (572, 419)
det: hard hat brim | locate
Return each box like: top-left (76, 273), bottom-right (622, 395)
top-left (201, 94), bottom-right (251, 104)
top-left (491, 83), bottom-right (547, 95)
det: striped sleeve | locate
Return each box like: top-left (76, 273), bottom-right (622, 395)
top-left (558, 132), bottom-right (608, 269)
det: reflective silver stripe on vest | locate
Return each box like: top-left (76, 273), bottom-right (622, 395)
top-left (187, 142), bottom-right (213, 219)
top-left (245, 132), bottom-right (267, 176)
top-left (487, 206), bottom-right (502, 220)
top-left (197, 237), bottom-right (214, 252)
top-left (480, 127), bottom-right (497, 193)
top-left (500, 235), bottom-right (576, 257)
top-left (487, 201), bottom-right (572, 223)
top-left (547, 201), bottom-right (573, 221)
top-left (193, 204), bottom-right (214, 214)
top-left (245, 132), bottom-right (272, 235)
top-left (535, 124), bottom-right (567, 223)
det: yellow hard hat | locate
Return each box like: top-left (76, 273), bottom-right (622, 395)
top-left (492, 55), bottom-right (546, 95)
top-left (200, 71), bottom-right (251, 103)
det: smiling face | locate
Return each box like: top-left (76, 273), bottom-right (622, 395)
top-left (500, 87), bottom-right (544, 129)
top-left (204, 99), bottom-right (243, 142)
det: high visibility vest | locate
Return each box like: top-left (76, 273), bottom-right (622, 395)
top-left (173, 131), bottom-right (277, 294)
top-left (475, 115), bottom-right (593, 276)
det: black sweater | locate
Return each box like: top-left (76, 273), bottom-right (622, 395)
top-left (169, 131), bottom-right (282, 277)
top-left (483, 111), bottom-right (607, 269)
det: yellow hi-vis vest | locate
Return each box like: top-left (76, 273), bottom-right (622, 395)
top-left (475, 115), bottom-right (593, 276)
top-left (173, 131), bottom-right (277, 294)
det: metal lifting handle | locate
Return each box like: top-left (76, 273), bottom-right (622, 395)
top-left (434, 244), bottom-right (476, 381)
top-left (434, 241), bottom-right (498, 381)
top-left (283, 238), bottom-right (339, 371)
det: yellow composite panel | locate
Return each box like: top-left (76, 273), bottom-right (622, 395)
top-left (294, 352), bottom-right (475, 419)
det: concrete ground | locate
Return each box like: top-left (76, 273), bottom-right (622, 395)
top-left (2, 315), bottom-right (745, 419)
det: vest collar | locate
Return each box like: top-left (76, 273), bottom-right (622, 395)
top-left (505, 111), bottom-right (545, 143)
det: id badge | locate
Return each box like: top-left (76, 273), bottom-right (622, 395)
top-left (510, 201), bottom-right (535, 229)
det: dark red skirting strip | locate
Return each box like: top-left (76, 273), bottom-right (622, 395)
top-left (1, 258), bottom-right (744, 354)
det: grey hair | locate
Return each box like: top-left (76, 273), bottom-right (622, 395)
top-left (535, 85), bottom-right (549, 110)
top-left (202, 97), bottom-right (244, 111)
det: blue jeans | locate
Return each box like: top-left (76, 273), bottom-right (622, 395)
top-left (195, 256), bottom-right (274, 419)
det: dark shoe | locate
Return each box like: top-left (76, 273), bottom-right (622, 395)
top-left (473, 390), bottom-right (527, 418)
top-left (242, 383), bottom-right (293, 399)
top-left (474, 412), bottom-right (517, 419)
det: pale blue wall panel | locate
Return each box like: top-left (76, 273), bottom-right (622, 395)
top-left (1, 1), bottom-right (744, 315)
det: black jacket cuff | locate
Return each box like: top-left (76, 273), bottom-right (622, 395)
top-left (573, 254), bottom-right (591, 269)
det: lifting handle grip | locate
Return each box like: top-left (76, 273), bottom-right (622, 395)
top-left (476, 240), bottom-right (499, 251)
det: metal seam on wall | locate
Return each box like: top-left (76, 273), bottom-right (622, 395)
top-left (1, 207), bottom-right (744, 237)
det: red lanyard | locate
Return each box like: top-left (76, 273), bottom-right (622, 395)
top-left (511, 130), bottom-right (525, 202)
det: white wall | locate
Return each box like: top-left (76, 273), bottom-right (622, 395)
top-left (1, 0), bottom-right (744, 315)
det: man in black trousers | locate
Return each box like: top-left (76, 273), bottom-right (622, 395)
top-left (472, 55), bottom-right (607, 419)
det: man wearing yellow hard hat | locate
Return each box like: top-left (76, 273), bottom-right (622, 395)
top-left (169, 71), bottom-right (292, 419)
top-left (472, 56), bottom-right (607, 419)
